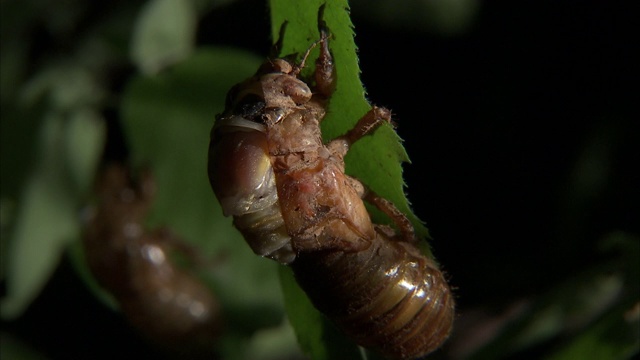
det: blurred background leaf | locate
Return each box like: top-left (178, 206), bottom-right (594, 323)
top-left (1, 111), bottom-right (104, 319)
top-left (130, 0), bottom-right (197, 75)
top-left (0, 331), bottom-right (48, 360)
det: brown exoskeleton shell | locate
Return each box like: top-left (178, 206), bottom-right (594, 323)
top-left (208, 12), bottom-right (454, 359)
top-left (83, 164), bottom-right (221, 353)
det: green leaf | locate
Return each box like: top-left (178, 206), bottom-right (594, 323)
top-left (278, 267), bottom-right (362, 360)
top-left (130, 0), bottom-right (197, 75)
top-left (1, 112), bottom-right (105, 319)
top-left (242, 318), bottom-right (302, 360)
top-left (65, 108), bottom-right (106, 193)
top-left (278, 266), bottom-right (332, 360)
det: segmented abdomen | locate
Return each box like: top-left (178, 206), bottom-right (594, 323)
top-left (291, 227), bottom-right (454, 360)
top-left (232, 200), bottom-right (295, 264)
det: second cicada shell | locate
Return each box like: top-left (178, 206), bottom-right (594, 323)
top-left (83, 164), bottom-right (222, 354)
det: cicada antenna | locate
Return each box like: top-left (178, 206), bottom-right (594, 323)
top-left (291, 35), bottom-right (324, 76)
top-left (292, 4), bottom-right (331, 76)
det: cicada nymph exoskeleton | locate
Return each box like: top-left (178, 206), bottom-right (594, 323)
top-left (83, 164), bottom-right (221, 354)
top-left (208, 11), bottom-right (454, 360)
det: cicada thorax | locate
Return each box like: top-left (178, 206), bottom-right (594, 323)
top-left (83, 164), bottom-right (221, 351)
top-left (273, 156), bottom-right (376, 253)
top-left (291, 227), bottom-right (455, 360)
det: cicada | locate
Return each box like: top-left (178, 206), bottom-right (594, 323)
top-left (83, 164), bottom-right (221, 354)
top-left (208, 12), bottom-right (454, 360)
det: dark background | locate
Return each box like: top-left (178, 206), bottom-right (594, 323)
top-left (2, 0), bottom-right (638, 358)
top-left (351, 1), bottom-right (638, 307)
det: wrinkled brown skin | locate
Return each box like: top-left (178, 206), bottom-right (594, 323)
top-left (209, 22), bottom-right (454, 359)
top-left (83, 164), bottom-right (221, 354)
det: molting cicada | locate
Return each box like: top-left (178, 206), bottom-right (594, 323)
top-left (208, 9), bottom-right (454, 359)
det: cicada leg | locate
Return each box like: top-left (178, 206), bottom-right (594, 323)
top-left (362, 189), bottom-right (417, 244)
top-left (344, 172), bottom-right (417, 244)
top-left (326, 105), bottom-right (393, 159)
top-left (343, 106), bottom-right (393, 144)
top-left (326, 105), bottom-right (414, 243)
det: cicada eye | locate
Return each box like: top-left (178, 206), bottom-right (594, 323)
top-left (234, 93), bottom-right (266, 120)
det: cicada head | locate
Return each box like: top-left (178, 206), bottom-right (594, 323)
top-left (222, 58), bottom-right (313, 122)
